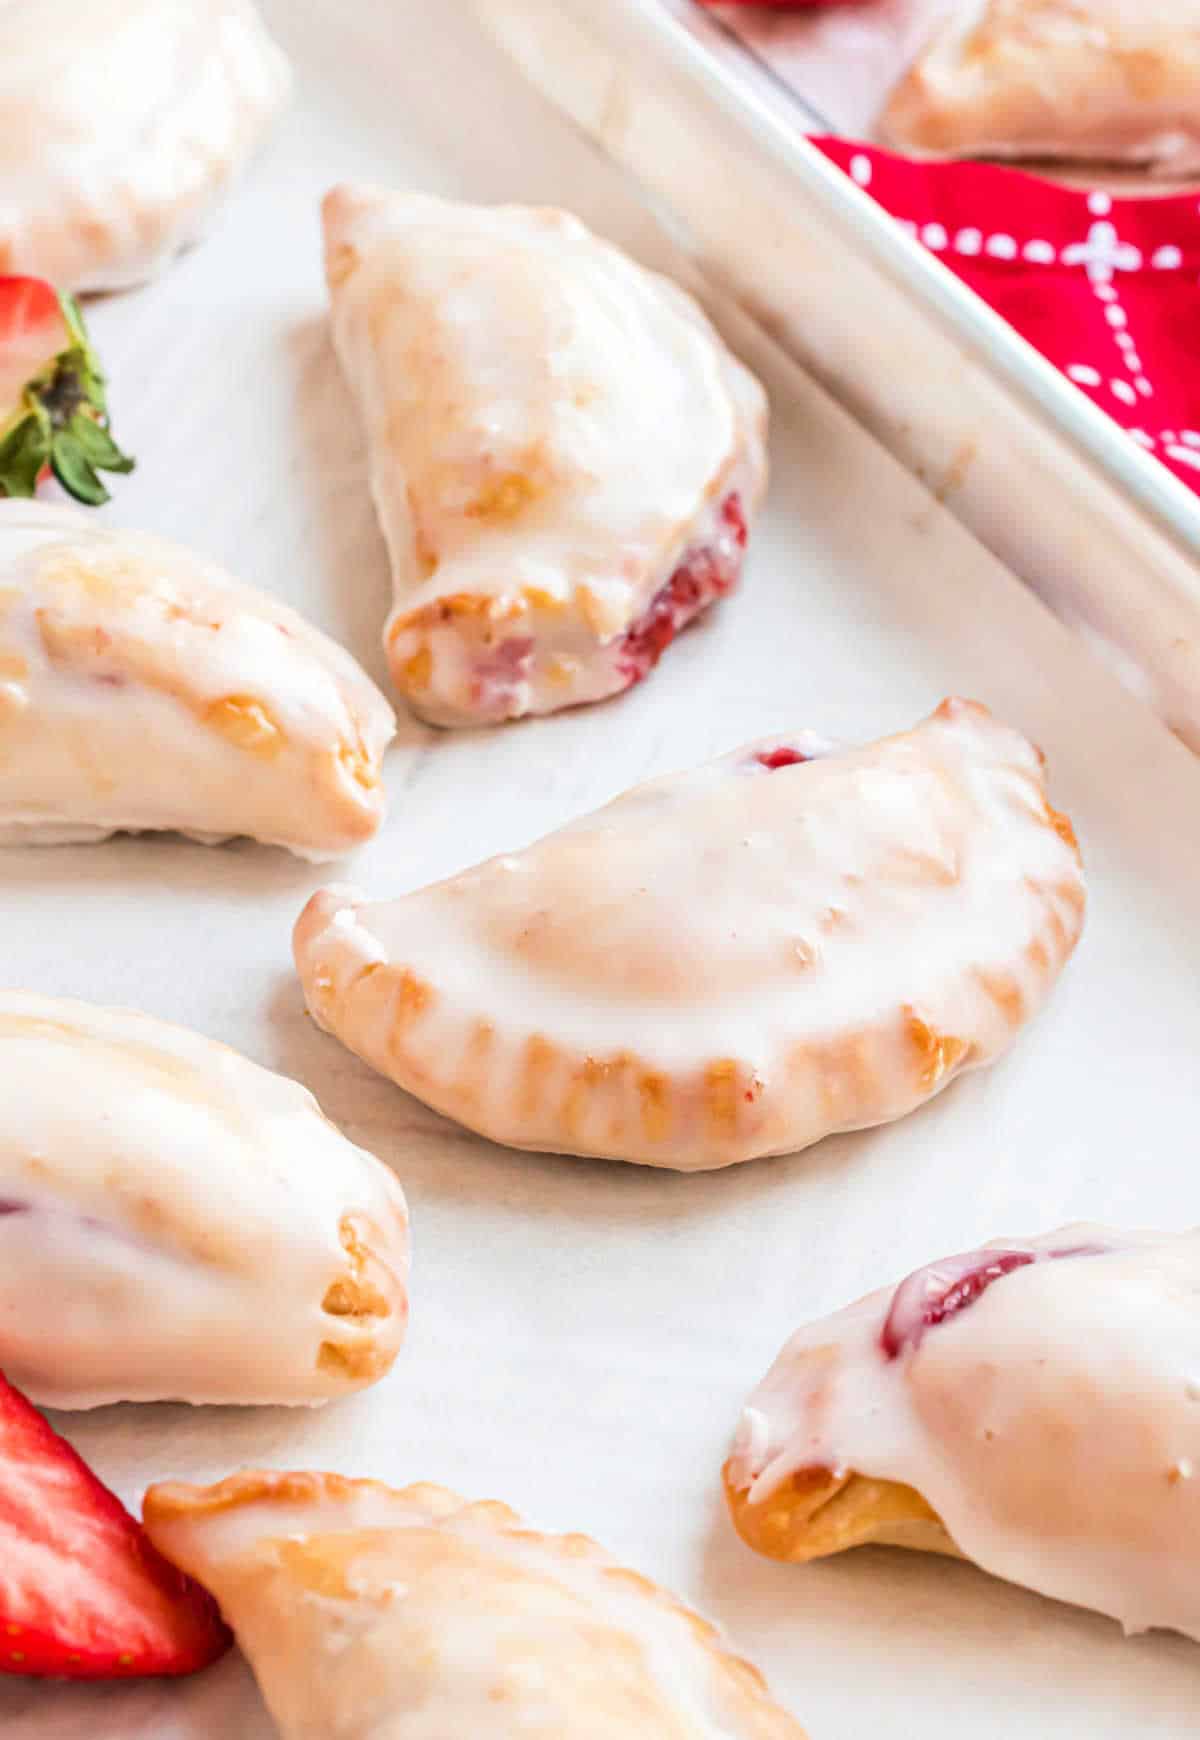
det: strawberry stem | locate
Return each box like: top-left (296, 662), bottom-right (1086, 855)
top-left (0, 290), bottom-right (134, 507)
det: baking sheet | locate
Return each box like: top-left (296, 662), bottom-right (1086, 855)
top-left (707, 0), bottom-right (956, 138)
top-left (705, 0), bottom-right (1200, 193)
top-left (4, 1), bottom-right (1200, 1735)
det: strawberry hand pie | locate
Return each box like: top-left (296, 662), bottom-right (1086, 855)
top-left (883, 0), bottom-right (1200, 173)
top-left (294, 700), bottom-right (1084, 1168)
top-left (0, 992), bottom-right (409, 1408)
top-left (0, 500), bottom-right (394, 857)
top-left (0, 0), bottom-right (290, 291)
top-left (725, 1226), bottom-right (1200, 1642)
top-left (143, 1474), bottom-right (807, 1736)
top-left (322, 185), bottom-right (767, 726)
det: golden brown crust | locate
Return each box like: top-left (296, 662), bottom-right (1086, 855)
top-left (723, 1461), bottom-right (958, 1564)
top-left (295, 701), bottom-right (1083, 1167)
top-left (299, 958), bottom-right (1022, 1169)
top-left (322, 1214), bottom-right (402, 1322)
top-left (385, 584), bottom-right (583, 713)
top-left (33, 553), bottom-right (387, 839)
top-left (145, 1471), bottom-right (808, 1737)
top-left (880, 0), bottom-right (1200, 169)
top-left (5, 512), bottom-right (394, 853)
top-left (144, 1471), bottom-right (465, 1527)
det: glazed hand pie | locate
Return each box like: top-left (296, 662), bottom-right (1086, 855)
top-left (294, 699), bottom-right (1084, 1169)
top-left (143, 1474), bottom-right (806, 1737)
top-left (882, 0), bottom-right (1200, 171)
top-left (725, 1226), bottom-right (1200, 1641)
top-left (0, 0), bottom-right (291, 291)
top-left (0, 992), bottom-right (408, 1408)
top-left (0, 500), bottom-right (394, 857)
top-left (323, 185), bottom-right (768, 726)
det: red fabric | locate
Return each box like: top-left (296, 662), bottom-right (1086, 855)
top-left (812, 139), bottom-right (1200, 494)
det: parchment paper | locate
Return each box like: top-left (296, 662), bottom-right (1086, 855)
top-left (3, 2), bottom-right (1200, 1735)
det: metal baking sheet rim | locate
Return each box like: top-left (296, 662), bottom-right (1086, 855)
top-left (478, 0), bottom-right (1200, 755)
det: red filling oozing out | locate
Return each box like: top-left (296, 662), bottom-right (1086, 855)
top-left (880, 1242), bottom-right (1107, 1360)
top-left (615, 492), bottom-right (748, 684)
top-left (755, 746), bottom-right (810, 771)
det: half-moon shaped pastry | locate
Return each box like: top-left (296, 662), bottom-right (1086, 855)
top-left (882, 0), bottom-right (1200, 172)
top-left (323, 184), bottom-right (768, 726)
top-left (294, 699), bottom-right (1084, 1169)
top-left (0, 500), bottom-right (395, 857)
top-left (0, 0), bottom-right (291, 291)
top-left (143, 1473), bottom-right (807, 1737)
top-left (0, 992), bottom-right (409, 1408)
top-left (724, 1226), bottom-right (1200, 1641)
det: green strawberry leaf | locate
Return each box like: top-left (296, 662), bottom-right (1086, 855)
top-left (66, 411), bottom-right (135, 475)
top-left (49, 431), bottom-right (109, 507)
top-left (0, 412), bottom-right (52, 499)
top-left (0, 290), bottom-right (135, 505)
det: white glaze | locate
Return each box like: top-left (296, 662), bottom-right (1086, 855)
top-left (144, 1475), bottom-right (805, 1739)
top-left (322, 185), bottom-right (767, 725)
top-left (294, 700), bottom-right (1085, 1169)
top-left (883, 0), bottom-right (1200, 170)
top-left (0, 500), bottom-right (395, 858)
top-left (0, 0), bottom-right (290, 290)
top-left (728, 1225), bottom-right (1200, 1641)
top-left (0, 991), bottom-right (409, 1407)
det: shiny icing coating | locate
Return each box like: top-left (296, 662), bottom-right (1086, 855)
top-left (0, 500), bottom-right (395, 858)
top-left (143, 1473), bottom-right (806, 1738)
top-left (322, 185), bottom-right (767, 726)
top-left (0, 0), bottom-right (291, 291)
top-left (725, 1226), bottom-right (1200, 1641)
top-left (0, 991), bottom-right (409, 1408)
top-left (883, 0), bottom-right (1200, 171)
top-left (293, 699), bottom-right (1084, 1170)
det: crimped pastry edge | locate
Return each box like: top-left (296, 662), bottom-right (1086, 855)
top-left (144, 1471), bottom-right (808, 1736)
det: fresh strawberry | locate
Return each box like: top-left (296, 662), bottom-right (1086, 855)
top-left (0, 1372), bottom-right (230, 1678)
top-left (0, 277), bottom-right (134, 506)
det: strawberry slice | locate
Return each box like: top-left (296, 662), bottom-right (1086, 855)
top-left (0, 277), bottom-right (134, 506)
top-left (0, 1371), bottom-right (230, 1678)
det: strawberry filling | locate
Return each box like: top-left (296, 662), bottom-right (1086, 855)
top-left (755, 747), bottom-right (811, 771)
top-left (615, 491), bottom-right (748, 684)
top-left (881, 1242), bottom-right (1108, 1359)
top-left (469, 635), bottom-right (535, 713)
top-left (462, 493), bottom-right (749, 713)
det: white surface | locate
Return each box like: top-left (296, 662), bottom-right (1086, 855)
top-left (3, 1), bottom-right (1200, 1735)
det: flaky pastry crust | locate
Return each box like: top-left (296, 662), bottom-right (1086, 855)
top-left (0, 0), bottom-right (290, 290)
top-left (0, 991), bottom-right (409, 1406)
top-left (294, 699), bottom-right (1084, 1168)
top-left (0, 501), bottom-right (394, 857)
top-left (883, 0), bottom-right (1200, 172)
top-left (144, 1472), bottom-right (806, 1738)
top-left (323, 184), bottom-right (767, 726)
top-left (724, 1463), bottom-right (957, 1564)
top-left (723, 1227), bottom-right (1200, 1641)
